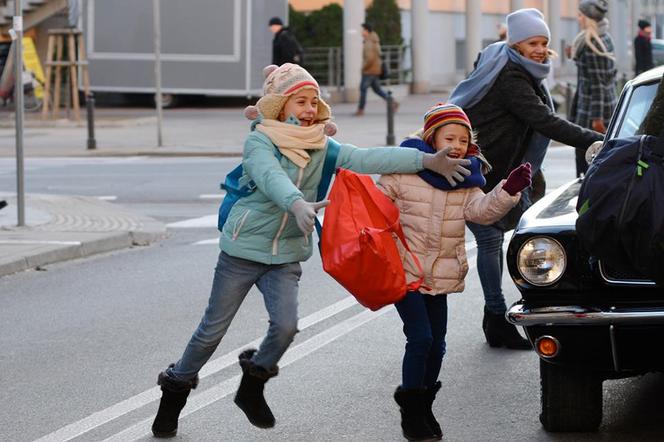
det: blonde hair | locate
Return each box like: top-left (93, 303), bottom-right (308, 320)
top-left (581, 18), bottom-right (614, 59)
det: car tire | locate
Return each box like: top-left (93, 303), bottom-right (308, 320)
top-left (539, 359), bottom-right (603, 432)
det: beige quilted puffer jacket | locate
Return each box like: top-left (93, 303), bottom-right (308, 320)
top-left (377, 173), bottom-right (520, 295)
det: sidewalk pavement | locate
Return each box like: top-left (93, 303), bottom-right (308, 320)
top-left (0, 192), bottom-right (166, 277)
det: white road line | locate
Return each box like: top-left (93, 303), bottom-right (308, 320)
top-left (166, 214), bottom-right (218, 229)
top-left (199, 193), bottom-right (225, 199)
top-left (0, 240), bottom-right (81, 245)
top-left (32, 296), bottom-right (358, 442)
top-left (194, 238), bottom-right (218, 245)
top-left (103, 306), bottom-right (392, 442)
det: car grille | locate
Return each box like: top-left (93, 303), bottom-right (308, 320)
top-left (598, 261), bottom-right (657, 286)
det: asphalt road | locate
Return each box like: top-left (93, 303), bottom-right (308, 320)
top-left (1, 148), bottom-right (663, 441)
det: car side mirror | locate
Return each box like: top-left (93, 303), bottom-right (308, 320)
top-left (585, 140), bottom-right (604, 165)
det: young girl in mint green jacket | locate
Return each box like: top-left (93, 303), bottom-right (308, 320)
top-left (150, 63), bottom-right (471, 438)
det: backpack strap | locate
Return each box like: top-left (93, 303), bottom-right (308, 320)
top-left (314, 137), bottom-right (341, 238)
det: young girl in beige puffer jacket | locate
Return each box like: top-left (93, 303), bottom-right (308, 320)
top-left (377, 103), bottom-right (532, 441)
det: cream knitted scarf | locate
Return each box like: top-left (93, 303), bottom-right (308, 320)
top-left (256, 119), bottom-right (327, 168)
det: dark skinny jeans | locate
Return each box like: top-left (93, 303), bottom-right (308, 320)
top-left (395, 291), bottom-right (448, 390)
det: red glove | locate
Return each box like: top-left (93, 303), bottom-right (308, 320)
top-left (503, 162), bottom-right (532, 196)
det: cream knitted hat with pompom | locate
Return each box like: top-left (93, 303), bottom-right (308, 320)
top-left (243, 64), bottom-right (336, 135)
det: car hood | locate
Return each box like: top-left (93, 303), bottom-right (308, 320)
top-left (517, 179), bottom-right (582, 230)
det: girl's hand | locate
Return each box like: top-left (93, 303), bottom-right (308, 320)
top-left (422, 147), bottom-right (471, 186)
top-left (503, 162), bottom-right (532, 196)
top-left (591, 119), bottom-right (606, 133)
top-left (289, 198), bottom-right (329, 235)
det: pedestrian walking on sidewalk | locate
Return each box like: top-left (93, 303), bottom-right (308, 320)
top-left (378, 103), bottom-right (531, 441)
top-left (354, 23), bottom-right (397, 116)
top-left (449, 8), bottom-right (603, 350)
top-left (569, 0), bottom-right (617, 176)
top-left (269, 16), bottom-right (304, 66)
top-left (634, 19), bottom-right (655, 76)
top-left (150, 62), bottom-right (471, 438)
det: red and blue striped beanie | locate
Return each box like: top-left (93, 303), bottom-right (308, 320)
top-left (422, 103), bottom-right (474, 146)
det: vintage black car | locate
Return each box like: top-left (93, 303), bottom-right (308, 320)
top-left (506, 65), bottom-right (664, 432)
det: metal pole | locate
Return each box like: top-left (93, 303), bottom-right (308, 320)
top-left (386, 91), bottom-right (395, 146)
top-left (86, 93), bottom-right (96, 150)
top-left (13, 0), bottom-right (25, 227)
top-left (153, 0), bottom-right (163, 147)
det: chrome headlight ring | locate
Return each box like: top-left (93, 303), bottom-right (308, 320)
top-left (517, 236), bottom-right (567, 286)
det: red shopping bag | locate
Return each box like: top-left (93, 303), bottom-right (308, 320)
top-left (321, 168), bottom-right (424, 311)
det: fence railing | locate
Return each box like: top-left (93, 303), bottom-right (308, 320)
top-left (302, 45), bottom-right (409, 89)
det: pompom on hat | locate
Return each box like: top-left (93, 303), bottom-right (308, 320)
top-left (422, 103), bottom-right (477, 148)
top-left (506, 8), bottom-right (551, 45)
top-left (243, 63), bottom-right (335, 134)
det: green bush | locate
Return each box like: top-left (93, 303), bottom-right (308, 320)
top-left (366, 0), bottom-right (402, 45)
top-left (289, 4), bottom-right (343, 47)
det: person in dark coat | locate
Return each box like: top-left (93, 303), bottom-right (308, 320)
top-left (569, 0), bottom-right (617, 176)
top-left (449, 8), bottom-right (603, 350)
top-left (634, 19), bottom-right (655, 76)
top-left (269, 17), bottom-right (303, 66)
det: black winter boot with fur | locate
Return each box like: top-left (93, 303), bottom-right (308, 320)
top-left (233, 348), bottom-right (278, 429)
top-left (482, 306), bottom-right (531, 350)
top-left (393, 386), bottom-right (437, 441)
top-left (424, 381), bottom-right (443, 440)
top-left (151, 364), bottom-right (199, 438)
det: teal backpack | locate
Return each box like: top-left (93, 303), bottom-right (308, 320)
top-left (218, 138), bottom-right (340, 235)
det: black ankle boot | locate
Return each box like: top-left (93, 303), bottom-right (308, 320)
top-left (424, 382), bottom-right (443, 440)
top-left (151, 365), bottom-right (199, 438)
top-left (483, 306), bottom-right (531, 350)
top-left (394, 386), bottom-right (437, 441)
top-left (233, 349), bottom-right (278, 429)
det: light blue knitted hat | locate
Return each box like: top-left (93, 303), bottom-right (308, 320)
top-left (506, 8), bottom-right (551, 45)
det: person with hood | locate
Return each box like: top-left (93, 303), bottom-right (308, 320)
top-left (634, 19), bottom-right (655, 76)
top-left (569, 0), bottom-right (617, 176)
top-left (269, 17), bottom-right (304, 66)
top-left (354, 23), bottom-right (396, 116)
top-left (448, 8), bottom-right (603, 350)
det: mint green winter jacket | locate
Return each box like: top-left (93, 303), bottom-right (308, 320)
top-left (220, 130), bottom-right (425, 264)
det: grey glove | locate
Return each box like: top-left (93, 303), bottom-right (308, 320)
top-left (422, 146), bottom-right (472, 186)
top-left (289, 198), bottom-right (330, 235)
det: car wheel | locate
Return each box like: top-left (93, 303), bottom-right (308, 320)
top-left (153, 93), bottom-right (180, 108)
top-left (539, 359), bottom-right (603, 432)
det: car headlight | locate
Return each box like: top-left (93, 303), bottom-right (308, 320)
top-left (517, 237), bottom-right (566, 286)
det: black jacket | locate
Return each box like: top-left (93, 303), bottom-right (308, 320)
top-left (272, 28), bottom-right (303, 66)
top-left (634, 35), bottom-right (654, 75)
top-left (465, 61), bottom-right (603, 191)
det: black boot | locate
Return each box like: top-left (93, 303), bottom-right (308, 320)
top-left (152, 364), bottom-right (199, 438)
top-left (483, 306), bottom-right (531, 350)
top-left (233, 348), bottom-right (278, 428)
top-left (424, 381), bottom-right (443, 440)
top-left (394, 386), bottom-right (437, 441)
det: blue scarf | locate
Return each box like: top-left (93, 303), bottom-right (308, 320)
top-left (448, 42), bottom-right (553, 175)
top-left (400, 138), bottom-right (486, 190)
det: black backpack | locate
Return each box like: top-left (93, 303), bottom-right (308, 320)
top-left (576, 127), bottom-right (664, 283)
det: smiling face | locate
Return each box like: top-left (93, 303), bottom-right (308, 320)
top-left (432, 123), bottom-right (470, 158)
top-left (279, 89), bottom-right (319, 127)
top-left (514, 36), bottom-right (550, 63)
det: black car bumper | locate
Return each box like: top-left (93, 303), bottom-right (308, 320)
top-left (507, 303), bottom-right (664, 374)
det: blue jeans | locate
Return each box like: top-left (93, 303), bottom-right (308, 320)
top-left (466, 221), bottom-right (506, 314)
top-left (358, 74), bottom-right (388, 110)
top-left (167, 252), bottom-right (301, 381)
top-left (395, 291), bottom-right (448, 390)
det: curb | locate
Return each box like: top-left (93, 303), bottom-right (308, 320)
top-left (0, 230), bottom-right (167, 278)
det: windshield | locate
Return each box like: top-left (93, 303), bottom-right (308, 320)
top-left (614, 82), bottom-right (660, 138)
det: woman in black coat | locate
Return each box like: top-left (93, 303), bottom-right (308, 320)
top-left (449, 8), bottom-right (603, 350)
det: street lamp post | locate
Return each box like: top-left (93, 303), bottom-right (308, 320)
top-left (153, 0), bottom-right (163, 147)
top-left (13, 0), bottom-right (25, 227)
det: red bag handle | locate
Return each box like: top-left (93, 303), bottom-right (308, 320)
top-left (346, 172), bottom-right (425, 291)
